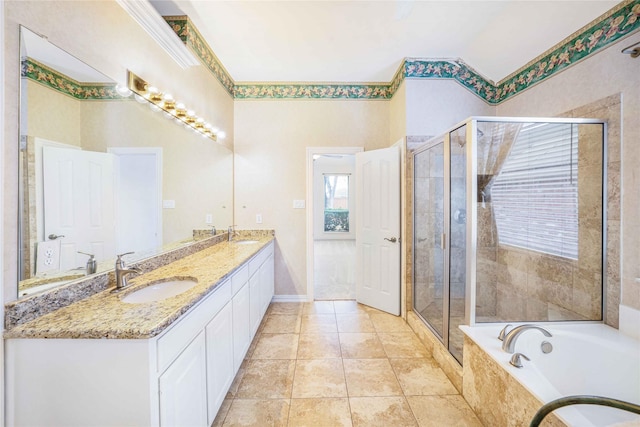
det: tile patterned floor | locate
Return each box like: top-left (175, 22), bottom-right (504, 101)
top-left (213, 301), bottom-right (484, 427)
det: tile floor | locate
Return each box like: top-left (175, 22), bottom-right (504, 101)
top-left (213, 301), bottom-right (484, 427)
top-left (314, 241), bottom-right (356, 300)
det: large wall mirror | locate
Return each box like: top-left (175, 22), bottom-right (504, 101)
top-left (18, 26), bottom-right (233, 298)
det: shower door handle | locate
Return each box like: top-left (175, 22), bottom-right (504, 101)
top-left (440, 233), bottom-right (446, 250)
top-left (384, 237), bottom-right (397, 243)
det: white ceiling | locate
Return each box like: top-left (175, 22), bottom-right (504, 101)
top-left (151, 0), bottom-right (620, 83)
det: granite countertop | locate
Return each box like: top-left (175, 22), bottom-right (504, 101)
top-left (5, 236), bottom-right (274, 340)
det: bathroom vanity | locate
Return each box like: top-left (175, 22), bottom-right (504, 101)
top-left (5, 237), bottom-right (275, 427)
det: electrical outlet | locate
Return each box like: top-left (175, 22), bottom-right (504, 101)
top-left (293, 199), bottom-right (305, 209)
top-left (256, 213), bottom-right (263, 224)
top-left (162, 200), bottom-right (176, 209)
top-left (205, 214), bottom-right (213, 224)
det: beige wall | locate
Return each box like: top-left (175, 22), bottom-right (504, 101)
top-left (4, 1), bottom-right (235, 300)
top-left (389, 81), bottom-right (407, 143)
top-left (81, 100), bottom-right (233, 245)
top-left (234, 100), bottom-right (389, 296)
top-left (27, 82), bottom-right (81, 147)
top-left (496, 31), bottom-right (640, 314)
top-left (405, 79), bottom-right (495, 137)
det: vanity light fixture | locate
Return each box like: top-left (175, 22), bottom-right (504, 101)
top-left (127, 70), bottom-right (221, 141)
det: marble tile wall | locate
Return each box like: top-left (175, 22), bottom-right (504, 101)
top-left (559, 94), bottom-right (622, 328)
top-left (462, 337), bottom-right (566, 427)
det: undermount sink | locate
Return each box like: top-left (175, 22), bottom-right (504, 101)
top-left (121, 279), bottom-right (198, 304)
top-left (233, 240), bottom-right (259, 245)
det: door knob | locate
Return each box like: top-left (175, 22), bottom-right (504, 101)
top-left (48, 234), bottom-right (65, 240)
top-left (384, 237), bottom-right (397, 243)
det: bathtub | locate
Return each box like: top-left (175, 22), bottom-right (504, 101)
top-left (460, 323), bottom-right (640, 427)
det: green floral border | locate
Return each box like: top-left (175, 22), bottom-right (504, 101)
top-left (403, 59), bottom-right (497, 102)
top-left (21, 58), bottom-right (120, 100)
top-left (234, 83), bottom-right (391, 99)
top-left (165, 0), bottom-right (639, 103)
top-left (495, 0), bottom-right (640, 102)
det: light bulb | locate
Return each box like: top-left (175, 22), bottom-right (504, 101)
top-left (134, 94), bottom-right (147, 104)
top-left (218, 131), bottom-right (226, 139)
top-left (149, 103), bottom-right (161, 112)
top-left (115, 84), bottom-right (132, 97)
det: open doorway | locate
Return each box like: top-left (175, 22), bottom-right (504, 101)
top-left (306, 147), bottom-right (363, 301)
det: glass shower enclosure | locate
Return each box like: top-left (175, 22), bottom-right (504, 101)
top-left (412, 117), bottom-right (606, 364)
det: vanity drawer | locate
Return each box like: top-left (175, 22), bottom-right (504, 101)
top-left (231, 264), bottom-right (249, 295)
top-left (156, 279), bottom-right (231, 374)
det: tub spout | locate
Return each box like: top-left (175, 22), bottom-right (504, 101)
top-left (502, 324), bottom-right (552, 353)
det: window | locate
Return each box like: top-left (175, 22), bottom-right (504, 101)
top-left (491, 123), bottom-right (579, 259)
top-left (324, 175), bottom-right (350, 232)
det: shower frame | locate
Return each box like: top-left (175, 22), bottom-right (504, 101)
top-left (412, 116), bottom-right (608, 362)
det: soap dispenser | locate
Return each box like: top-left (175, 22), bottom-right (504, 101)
top-left (78, 251), bottom-right (97, 275)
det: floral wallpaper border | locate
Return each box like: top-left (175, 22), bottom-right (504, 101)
top-left (164, 0), bottom-right (639, 103)
top-left (494, 0), bottom-right (640, 103)
top-left (22, 58), bottom-right (120, 100)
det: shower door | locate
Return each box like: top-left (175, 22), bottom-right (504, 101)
top-left (413, 141), bottom-right (446, 341)
top-left (413, 124), bottom-right (468, 364)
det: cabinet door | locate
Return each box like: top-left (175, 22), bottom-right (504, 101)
top-left (249, 272), bottom-right (261, 337)
top-left (232, 282), bottom-right (251, 372)
top-left (260, 254), bottom-right (275, 317)
top-left (159, 331), bottom-right (207, 427)
top-left (205, 302), bottom-right (234, 425)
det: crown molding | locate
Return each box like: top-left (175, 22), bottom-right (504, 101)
top-left (116, 0), bottom-right (199, 69)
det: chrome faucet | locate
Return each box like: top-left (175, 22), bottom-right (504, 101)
top-left (228, 225), bottom-right (237, 242)
top-left (502, 324), bottom-right (552, 353)
top-left (114, 252), bottom-right (142, 291)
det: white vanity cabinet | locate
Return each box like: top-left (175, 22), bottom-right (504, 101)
top-left (6, 241), bottom-right (275, 427)
top-left (159, 331), bottom-right (208, 427)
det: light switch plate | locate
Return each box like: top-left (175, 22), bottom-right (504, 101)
top-left (205, 214), bottom-right (213, 224)
top-left (256, 213), bottom-right (263, 224)
top-left (293, 199), bottom-right (305, 209)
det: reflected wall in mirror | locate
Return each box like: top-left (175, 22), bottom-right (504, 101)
top-left (18, 26), bottom-right (233, 298)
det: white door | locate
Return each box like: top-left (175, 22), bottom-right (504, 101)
top-left (109, 148), bottom-right (162, 255)
top-left (43, 146), bottom-right (116, 271)
top-left (355, 146), bottom-right (401, 315)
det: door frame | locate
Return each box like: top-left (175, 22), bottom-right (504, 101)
top-left (305, 147), bottom-right (363, 301)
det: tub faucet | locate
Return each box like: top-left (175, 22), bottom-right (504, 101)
top-left (502, 324), bottom-right (552, 353)
top-left (114, 252), bottom-right (142, 291)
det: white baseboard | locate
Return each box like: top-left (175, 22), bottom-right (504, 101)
top-left (271, 295), bottom-right (309, 302)
top-left (619, 304), bottom-right (640, 341)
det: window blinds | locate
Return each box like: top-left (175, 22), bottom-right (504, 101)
top-left (491, 123), bottom-right (578, 260)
